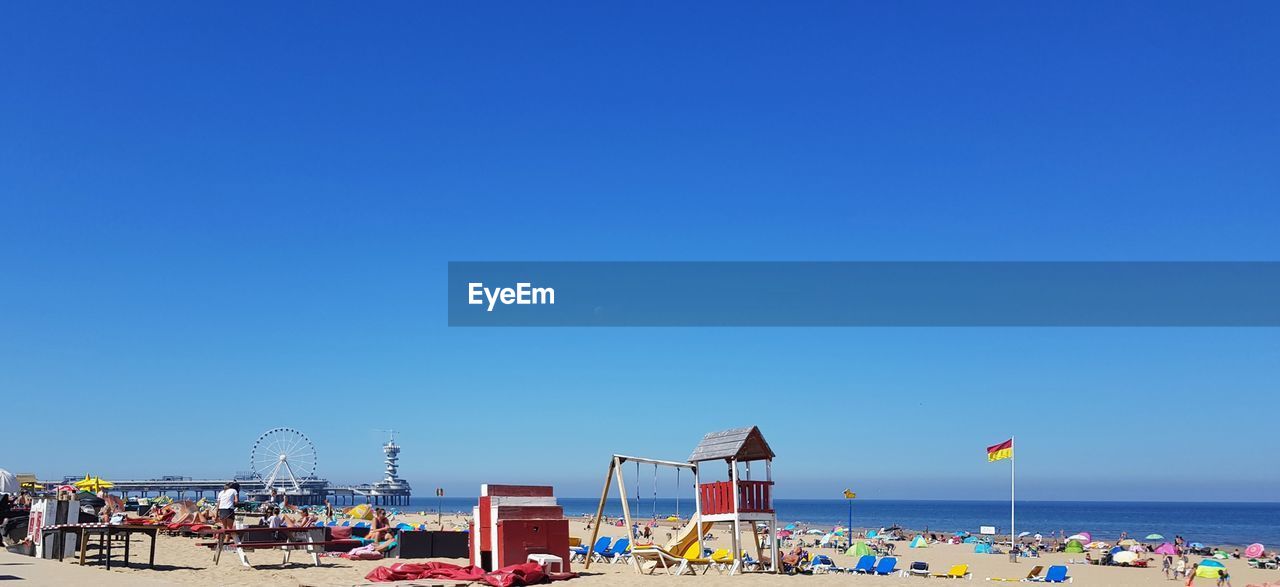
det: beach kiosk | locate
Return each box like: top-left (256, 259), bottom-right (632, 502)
top-left (689, 426), bottom-right (779, 575)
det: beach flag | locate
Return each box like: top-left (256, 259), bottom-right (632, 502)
top-left (986, 439), bottom-right (1013, 462)
top-left (843, 489), bottom-right (856, 499)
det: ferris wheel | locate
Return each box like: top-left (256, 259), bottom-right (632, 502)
top-left (250, 427), bottom-right (316, 492)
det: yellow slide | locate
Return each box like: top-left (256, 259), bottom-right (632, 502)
top-left (665, 516), bottom-right (714, 558)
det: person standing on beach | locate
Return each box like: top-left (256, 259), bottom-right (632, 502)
top-left (323, 499), bottom-right (334, 522)
top-left (216, 482), bottom-right (239, 530)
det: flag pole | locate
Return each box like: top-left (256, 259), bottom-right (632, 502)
top-left (1010, 435), bottom-right (1016, 555)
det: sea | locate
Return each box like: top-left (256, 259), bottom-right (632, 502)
top-left (401, 497), bottom-right (1280, 547)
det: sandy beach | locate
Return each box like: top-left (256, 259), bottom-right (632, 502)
top-left (4, 512), bottom-right (1278, 587)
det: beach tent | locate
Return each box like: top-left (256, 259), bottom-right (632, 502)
top-left (910, 535), bottom-right (928, 548)
top-left (1195, 559), bottom-right (1226, 579)
top-left (1154, 543), bottom-right (1177, 555)
top-left (1064, 540), bottom-right (1084, 554)
top-left (963, 536), bottom-right (978, 544)
top-left (974, 543), bottom-right (992, 554)
top-left (0, 470), bottom-right (16, 494)
top-left (866, 529), bottom-right (878, 538)
top-left (846, 542), bottom-right (873, 558)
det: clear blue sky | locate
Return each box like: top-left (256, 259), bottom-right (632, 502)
top-left (2, 2), bottom-right (1278, 501)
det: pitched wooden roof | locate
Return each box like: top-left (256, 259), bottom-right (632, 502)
top-left (687, 426), bottom-right (775, 463)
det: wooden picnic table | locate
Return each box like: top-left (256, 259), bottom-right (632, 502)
top-left (42, 523), bottom-right (159, 569)
top-left (210, 526), bottom-right (327, 568)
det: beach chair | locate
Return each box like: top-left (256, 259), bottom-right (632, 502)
top-left (740, 552), bottom-right (760, 572)
top-left (572, 536), bottom-right (610, 563)
top-left (709, 548), bottom-right (734, 572)
top-left (929, 563), bottom-right (970, 579)
top-left (810, 554), bottom-right (843, 574)
top-left (987, 564), bottom-right (1042, 582)
top-left (850, 554), bottom-right (877, 574)
top-left (601, 537), bottom-right (630, 563)
top-left (630, 545), bottom-right (704, 575)
top-left (1029, 565), bottom-right (1071, 583)
top-left (872, 556), bottom-right (898, 575)
top-left (681, 544), bottom-right (719, 574)
top-left (903, 560), bottom-right (929, 577)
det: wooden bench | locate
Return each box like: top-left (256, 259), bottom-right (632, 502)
top-left (205, 528), bottom-right (357, 567)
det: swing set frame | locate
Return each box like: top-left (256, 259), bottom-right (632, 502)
top-left (584, 452), bottom-right (779, 575)
top-left (585, 455), bottom-right (695, 571)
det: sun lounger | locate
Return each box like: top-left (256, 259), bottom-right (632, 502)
top-left (810, 554), bottom-right (844, 573)
top-left (987, 564), bottom-right (1042, 581)
top-left (1028, 565), bottom-right (1072, 583)
top-left (930, 563), bottom-right (970, 579)
top-left (571, 536), bottom-right (610, 563)
top-left (903, 560), bottom-right (929, 577)
top-left (601, 537), bottom-right (630, 563)
top-left (850, 554), bottom-right (877, 574)
top-left (872, 556), bottom-right (898, 575)
top-left (631, 545), bottom-right (702, 575)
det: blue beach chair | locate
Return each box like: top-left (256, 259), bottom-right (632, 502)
top-left (572, 536), bottom-right (611, 563)
top-left (601, 538), bottom-right (630, 563)
top-left (1036, 565), bottom-right (1071, 583)
top-left (851, 554), bottom-right (877, 574)
top-left (810, 554), bottom-right (843, 573)
top-left (873, 556), bottom-right (898, 575)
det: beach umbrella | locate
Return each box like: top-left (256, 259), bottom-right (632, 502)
top-left (785, 523), bottom-right (797, 530)
top-left (1113, 551), bottom-right (1138, 564)
top-left (0, 470), bottom-right (16, 494)
top-left (1067, 534), bottom-right (1089, 541)
top-left (778, 530), bottom-right (792, 538)
top-left (806, 529), bottom-right (823, 534)
top-left (1119, 539), bottom-right (1138, 547)
top-left (1246, 544), bottom-right (1265, 558)
top-left (1110, 546), bottom-right (1125, 555)
top-left (1145, 534), bottom-right (1165, 541)
top-left (1155, 543), bottom-right (1177, 555)
top-left (1018, 531), bottom-right (1032, 537)
top-left (1085, 541), bottom-right (1109, 549)
top-left (73, 475), bottom-right (113, 492)
top-left (833, 529), bottom-right (845, 536)
top-left (819, 533), bottom-right (834, 545)
top-left (1189, 542), bottom-right (1204, 549)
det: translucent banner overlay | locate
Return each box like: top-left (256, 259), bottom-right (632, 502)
top-left (447, 262), bottom-right (1280, 327)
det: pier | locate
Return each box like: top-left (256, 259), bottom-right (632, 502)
top-left (72, 428), bottom-right (412, 506)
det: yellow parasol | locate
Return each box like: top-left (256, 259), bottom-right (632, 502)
top-left (73, 474), bottom-right (114, 492)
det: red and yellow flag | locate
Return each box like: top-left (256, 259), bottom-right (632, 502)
top-left (987, 439), bottom-right (1013, 462)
